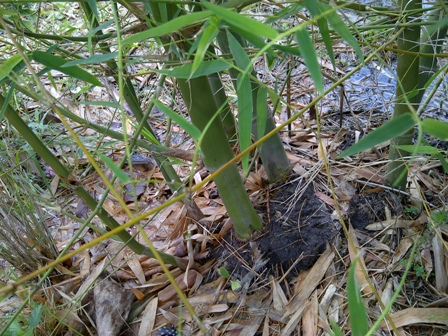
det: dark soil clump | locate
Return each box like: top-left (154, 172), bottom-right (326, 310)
top-left (347, 190), bottom-right (403, 231)
top-left (257, 179), bottom-right (338, 275)
top-left (211, 176), bottom-right (339, 280)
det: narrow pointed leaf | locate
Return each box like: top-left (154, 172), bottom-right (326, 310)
top-left (347, 258), bottom-right (369, 336)
top-left (122, 11), bottom-right (210, 45)
top-left (318, 2), bottom-right (363, 61)
top-left (228, 32), bottom-right (252, 173)
top-left (31, 51), bottom-right (103, 87)
top-left (228, 31), bottom-right (251, 70)
top-left (422, 118), bottom-right (448, 140)
top-left (152, 99), bottom-right (201, 142)
top-left (329, 320), bottom-right (345, 336)
top-left (396, 145), bottom-right (441, 155)
top-left (86, 0), bottom-right (99, 19)
top-left (75, 101), bottom-right (120, 108)
top-left (98, 153), bottom-right (130, 183)
top-left (155, 59), bottom-right (231, 79)
top-left (62, 52), bottom-right (118, 67)
top-left (317, 17), bottom-right (336, 71)
top-left (295, 27), bottom-right (324, 93)
top-left (227, 25), bottom-right (277, 57)
top-left (304, 0), bottom-right (337, 69)
top-left (0, 54), bottom-right (23, 82)
top-left (266, 3), bottom-right (303, 24)
top-left (338, 113), bottom-right (415, 158)
top-left (202, 1), bottom-right (278, 40)
top-left (237, 73), bottom-right (252, 175)
top-left (256, 87), bottom-right (267, 140)
top-left (191, 16), bottom-right (220, 78)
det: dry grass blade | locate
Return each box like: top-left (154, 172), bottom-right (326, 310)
top-left (380, 308), bottom-right (448, 330)
top-left (284, 246), bottom-right (334, 317)
top-left (0, 171), bottom-right (58, 274)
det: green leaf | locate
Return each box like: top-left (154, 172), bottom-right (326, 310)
top-left (202, 1), bottom-right (278, 40)
top-left (256, 86), bottom-right (268, 140)
top-left (219, 266), bottom-right (229, 279)
top-left (295, 28), bottom-right (324, 93)
top-left (31, 51), bottom-right (103, 87)
top-left (338, 113), bottom-right (415, 158)
top-left (318, 2), bottom-right (364, 62)
top-left (97, 153), bottom-right (130, 184)
top-left (347, 258), bottom-right (369, 336)
top-left (317, 17), bottom-right (336, 71)
top-left (422, 118), bottom-right (448, 140)
top-left (422, 137), bottom-right (448, 174)
top-left (122, 11), bottom-right (210, 45)
top-left (237, 73), bottom-right (252, 175)
top-left (396, 145), bottom-right (441, 155)
top-left (4, 319), bottom-right (25, 336)
top-left (329, 320), bottom-right (345, 336)
top-left (74, 101), bottom-right (120, 108)
top-left (27, 304), bottom-right (43, 328)
top-left (86, 0), bottom-right (99, 19)
top-left (0, 8), bottom-right (17, 15)
top-left (266, 3), bottom-right (303, 24)
top-left (151, 99), bottom-right (201, 142)
top-left (155, 59), bottom-right (231, 79)
top-left (140, 125), bottom-right (161, 145)
top-left (0, 54), bottom-right (23, 82)
top-left (228, 31), bottom-right (251, 71)
top-left (230, 280), bottom-right (241, 291)
top-left (62, 52), bottom-right (118, 67)
top-left (191, 16), bottom-right (220, 78)
top-left (227, 25), bottom-right (277, 57)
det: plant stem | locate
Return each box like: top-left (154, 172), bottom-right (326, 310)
top-left (178, 76), bottom-right (263, 239)
top-left (386, 0), bottom-right (421, 190)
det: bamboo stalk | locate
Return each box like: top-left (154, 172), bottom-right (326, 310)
top-left (386, 0), bottom-right (421, 190)
top-left (178, 76), bottom-right (263, 239)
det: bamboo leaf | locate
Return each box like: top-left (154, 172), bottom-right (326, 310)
top-left (62, 52), bottom-right (118, 67)
top-left (122, 11), bottom-right (210, 45)
top-left (422, 137), bottom-right (448, 174)
top-left (227, 25), bottom-right (277, 57)
top-left (152, 99), bottom-right (201, 142)
top-left (191, 16), bottom-right (220, 78)
top-left (317, 17), bottom-right (336, 71)
top-left (155, 59), bottom-right (231, 79)
top-left (318, 2), bottom-right (364, 61)
top-left (256, 86), bottom-right (267, 141)
top-left (396, 145), bottom-right (441, 155)
top-left (202, 1), bottom-right (278, 40)
top-left (338, 113), bottom-right (415, 158)
top-left (0, 54), bottom-right (23, 82)
top-left (228, 32), bottom-right (252, 174)
top-left (227, 30), bottom-right (251, 70)
top-left (74, 101), bottom-right (120, 108)
top-left (97, 153), bottom-right (130, 183)
top-left (422, 118), bottom-right (448, 140)
top-left (86, 0), bottom-right (99, 20)
top-left (237, 73), bottom-right (252, 175)
top-left (329, 320), bottom-right (344, 336)
top-left (31, 51), bottom-right (103, 87)
top-left (266, 3), bottom-right (303, 24)
top-left (347, 258), bottom-right (369, 336)
top-left (295, 27), bottom-right (324, 93)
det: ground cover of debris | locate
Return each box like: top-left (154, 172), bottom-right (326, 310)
top-left (1, 9), bottom-right (448, 336)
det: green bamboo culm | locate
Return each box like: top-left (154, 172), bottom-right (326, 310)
top-left (415, 1), bottom-right (448, 109)
top-left (386, 0), bottom-right (421, 190)
top-left (178, 76), bottom-right (263, 239)
top-left (216, 30), bottom-right (291, 183)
